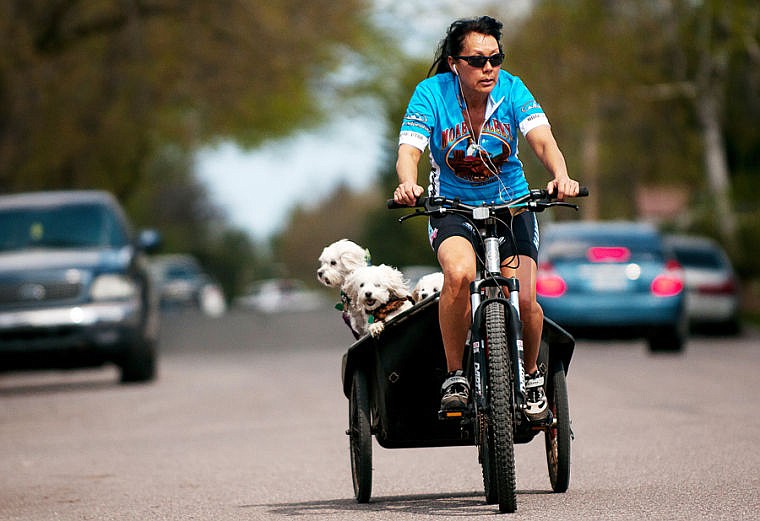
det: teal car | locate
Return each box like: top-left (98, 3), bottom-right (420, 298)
top-left (536, 221), bottom-right (687, 352)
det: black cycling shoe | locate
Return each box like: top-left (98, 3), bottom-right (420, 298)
top-left (524, 369), bottom-right (551, 423)
top-left (440, 370), bottom-right (470, 411)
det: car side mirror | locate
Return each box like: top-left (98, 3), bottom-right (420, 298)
top-left (137, 229), bottom-right (162, 253)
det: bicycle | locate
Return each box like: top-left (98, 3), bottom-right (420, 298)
top-left (342, 187), bottom-right (586, 513)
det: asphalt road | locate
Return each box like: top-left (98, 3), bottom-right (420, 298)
top-left (1, 308), bottom-right (758, 520)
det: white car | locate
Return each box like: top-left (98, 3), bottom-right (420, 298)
top-left (665, 234), bottom-right (740, 334)
top-left (236, 279), bottom-right (326, 314)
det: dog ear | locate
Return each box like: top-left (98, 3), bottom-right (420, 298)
top-left (384, 265), bottom-right (411, 299)
top-left (341, 269), bottom-right (359, 299)
top-left (341, 244), bottom-right (368, 271)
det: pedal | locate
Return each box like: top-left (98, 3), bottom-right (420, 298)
top-left (438, 409), bottom-right (466, 420)
top-left (528, 410), bottom-right (554, 430)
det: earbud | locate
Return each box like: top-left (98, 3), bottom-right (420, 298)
top-left (452, 65), bottom-right (459, 76)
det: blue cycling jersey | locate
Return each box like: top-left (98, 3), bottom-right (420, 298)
top-left (399, 69), bottom-right (549, 205)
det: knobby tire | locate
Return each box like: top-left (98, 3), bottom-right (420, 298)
top-left (485, 302), bottom-right (517, 513)
top-left (480, 414), bottom-right (498, 504)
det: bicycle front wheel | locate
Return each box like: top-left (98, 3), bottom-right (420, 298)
top-left (485, 301), bottom-right (517, 513)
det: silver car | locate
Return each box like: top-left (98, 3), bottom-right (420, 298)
top-left (665, 234), bottom-right (741, 334)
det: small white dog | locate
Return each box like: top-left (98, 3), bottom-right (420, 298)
top-left (412, 271), bottom-right (444, 303)
top-left (317, 239), bottom-right (370, 339)
top-left (317, 239), bottom-right (369, 289)
top-left (345, 264), bottom-right (414, 338)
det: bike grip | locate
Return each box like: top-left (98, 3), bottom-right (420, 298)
top-left (547, 186), bottom-right (589, 199)
top-left (386, 197), bottom-right (426, 209)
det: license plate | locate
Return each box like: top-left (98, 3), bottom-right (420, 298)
top-left (581, 265), bottom-right (629, 291)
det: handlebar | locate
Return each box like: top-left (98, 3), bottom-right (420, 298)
top-left (386, 187), bottom-right (589, 220)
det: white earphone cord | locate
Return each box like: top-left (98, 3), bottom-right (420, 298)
top-left (456, 76), bottom-right (514, 202)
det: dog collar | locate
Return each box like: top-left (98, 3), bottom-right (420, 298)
top-left (369, 296), bottom-right (414, 323)
top-left (335, 290), bottom-right (351, 311)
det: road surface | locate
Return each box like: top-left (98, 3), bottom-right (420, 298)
top-left (1, 308), bottom-right (758, 520)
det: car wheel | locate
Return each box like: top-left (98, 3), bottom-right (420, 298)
top-left (647, 325), bottom-right (685, 353)
top-left (119, 339), bottom-right (157, 383)
top-left (719, 318), bottom-right (742, 336)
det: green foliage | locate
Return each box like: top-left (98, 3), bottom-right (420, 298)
top-left (196, 229), bottom-right (261, 302)
top-left (126, 147), bottom-right (220, 250)
top-left (0, 0), bottom-right (376, 296)
top-left (0, 0), bottom-right (372, 193)
top-left (271, 184), bottom-right (380, 285)
top-left (360, 59), bottom-right (436, 266)
top-left (362, 199), bottom-right (437, 268)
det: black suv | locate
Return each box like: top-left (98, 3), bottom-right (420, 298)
top-left (0, 190), bottom-right (161, 382)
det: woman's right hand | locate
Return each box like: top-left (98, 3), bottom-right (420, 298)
top-left (393, 182), bottom-right (424, 206)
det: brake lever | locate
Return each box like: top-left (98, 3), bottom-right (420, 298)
top-left (549, 201), bottom-right (579, 211)
top-left (528, 201), bottom-right (579, 212)
top-left (398, 209), bottom-right (427, 223)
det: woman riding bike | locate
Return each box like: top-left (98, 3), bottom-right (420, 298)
top-left (392, 16), bottom-right (580, 420)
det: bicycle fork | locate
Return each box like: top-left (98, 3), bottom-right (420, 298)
top-left (470, 236), bottom-right (528, 416)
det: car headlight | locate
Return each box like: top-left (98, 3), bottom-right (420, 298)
top-left (91, 274), bottom-right (138, 300)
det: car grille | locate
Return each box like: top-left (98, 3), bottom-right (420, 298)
top-left (0, 325), bottom-right (81, 347)
top-left (0, 281), bottom-right (83, 306)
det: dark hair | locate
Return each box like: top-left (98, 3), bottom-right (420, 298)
top-left (428, 16), bottom-right (503, 77)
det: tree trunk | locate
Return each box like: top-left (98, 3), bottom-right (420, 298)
top-left (581, 111), bottom-right (600, 221)
top-left (693, 1), bottom-right (739, 255)
top-left (695, 93), bottom-right (737, 253)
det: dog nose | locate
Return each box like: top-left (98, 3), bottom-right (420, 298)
top-left (364, 291), bottom-right (373, 298)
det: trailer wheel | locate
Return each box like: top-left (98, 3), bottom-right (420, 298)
top-left (349, 369), bottom-right (372, 503)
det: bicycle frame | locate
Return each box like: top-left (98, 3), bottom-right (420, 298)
top-left (466, 214), bottom-right (527, 423)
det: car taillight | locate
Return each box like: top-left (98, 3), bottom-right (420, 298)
top-left (651, 260), bottom-right (684, 297)
top-left (587, 246), bottom-right (631, 263)
top-left (537, 263), bottom-right (567, 297)
top-left (697, 279), bottom-right (737, 295)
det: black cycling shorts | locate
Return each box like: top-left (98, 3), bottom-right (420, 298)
top-left (428, 210), bottom-right (539, 263)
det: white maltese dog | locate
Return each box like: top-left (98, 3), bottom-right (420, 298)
top-left (317, 239), bottom-right (370, 338)
top-left (345, 264), bottom-right (414, 338)
top-left (317, 239), bottom-right (369, 289)
top-left (412, 271), bottom-right (444, 303)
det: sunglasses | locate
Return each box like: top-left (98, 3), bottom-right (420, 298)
top-left (453, 53), bottom-right (505, 68)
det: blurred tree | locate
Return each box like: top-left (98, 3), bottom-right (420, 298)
top-left (361, 59), bottom-right (439, 269)
top-left (268, 15), bottom-right (440, 275)
top-left (507, 0), bottom-right (760, 256)
top-left (197, 228), bottom-right (261, 302)
top-left (0, 0), bottom-right (376, 295)
top-left (271, 183), bottom-right (378, 284)
top-left (505, 1), bottom-right (682, 221)
top-left (0, 0), bottom-right (372, 195)
top-left (128, 146), bottom-right (221, 250)
top-left (645, 0), bottom-right (760, 254)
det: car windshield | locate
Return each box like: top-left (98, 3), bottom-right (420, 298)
top-left (0, 203), bottom-right (128, 251)
top-left (165, 265), bottom-right (200, 281)
top-left (543, 231), bottom-right (664, 263)
top-left (671, 246), bottom-right (724, 269)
